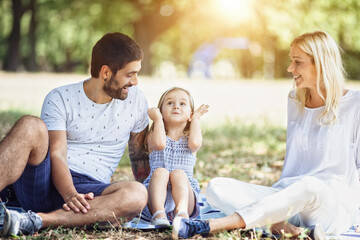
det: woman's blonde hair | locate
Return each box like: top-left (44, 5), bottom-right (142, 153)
top-left (291, 31), bottom-right (346, 124)
top-left (150, 87), bottom-right (195, 135)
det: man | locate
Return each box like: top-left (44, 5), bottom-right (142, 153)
top-left (0, 32), bottom-right (150, 236)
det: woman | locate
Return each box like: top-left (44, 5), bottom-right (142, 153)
top-left (172, 31), bottom-right (360, 240)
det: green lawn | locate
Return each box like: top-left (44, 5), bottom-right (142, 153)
top-left (0, 110), bottom-right (288, 239)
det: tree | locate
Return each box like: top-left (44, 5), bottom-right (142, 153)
top-left (27, 0), bottom-right (37, 71)
top-left (3, 0), bottom-right (38, 71)
top-left (132, 0), bottom-right (186, 75)
top-left (3, 0), bottom-right (22, 71)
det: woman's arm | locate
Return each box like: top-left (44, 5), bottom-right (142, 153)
top-left (188, 104), bottom-right (209, 152)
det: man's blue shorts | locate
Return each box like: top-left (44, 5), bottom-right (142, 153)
top-left (7, 152), bottom-right (111, 213)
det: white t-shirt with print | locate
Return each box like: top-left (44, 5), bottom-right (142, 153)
top-left (41, 80), bottom-right (149, 183)
top-left (273, 89), bottom-right (360, 215)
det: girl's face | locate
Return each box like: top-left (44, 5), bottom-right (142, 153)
top-left (287, 44), bottom-right (317, 90)
top-left (161, 89), bottom-right (192, 124)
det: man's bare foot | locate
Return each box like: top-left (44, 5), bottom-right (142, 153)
top-left (271, 221), bottom-right (301, 237)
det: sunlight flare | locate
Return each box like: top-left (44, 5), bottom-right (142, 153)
top-left (212, 0), bottom-right (253, 23)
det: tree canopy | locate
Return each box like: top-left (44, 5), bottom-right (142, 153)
top-left (1, 0), bottom-right (360, 79)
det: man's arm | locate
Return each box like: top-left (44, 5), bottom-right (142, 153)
top-left (49, 130), bottom-right (93, 213)
top-left (128, 127), bottom-right (150, 182)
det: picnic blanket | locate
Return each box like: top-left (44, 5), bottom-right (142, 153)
top-left (1, 194), bottom-right (360, 239)
top-left (122, 193), bottom-right (226, 229)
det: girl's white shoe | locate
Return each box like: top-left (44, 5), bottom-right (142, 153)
top-left (150, 210), bottom-right (170, 226)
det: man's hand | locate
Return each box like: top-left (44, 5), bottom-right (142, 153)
top-left (63, 192), bottom-right (94, 213)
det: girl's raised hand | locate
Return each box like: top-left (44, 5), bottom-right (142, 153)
top-left (190, 104), bottom-right (209, 121)
top-left (148, 107), bottom-right (163, 121)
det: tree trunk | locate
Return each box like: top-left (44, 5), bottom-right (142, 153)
top-left (133, 2), bottom-right (183, 76)
top-left (3, 0), bottom-right (23, 72)
top-left (27, 0), bottom-right (38, 72)
top-left (134, 23), bottom-right (156, 76)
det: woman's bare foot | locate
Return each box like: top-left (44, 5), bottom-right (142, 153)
top-left (271, 221), bottom-right (301, 237)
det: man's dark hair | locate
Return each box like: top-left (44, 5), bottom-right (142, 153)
top-left (90, 32), bottom-right (143, 78)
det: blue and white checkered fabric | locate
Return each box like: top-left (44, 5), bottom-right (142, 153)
top-left (122, 193), bottom-right (226, 229)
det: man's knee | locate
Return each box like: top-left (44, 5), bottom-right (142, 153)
top-left (16, 115), bottom-right (48, 142)
top-left (124, 181), bottom-right (148, 208)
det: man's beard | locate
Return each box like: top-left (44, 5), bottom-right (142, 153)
top-left (103, 75), bottom-right (130, 100)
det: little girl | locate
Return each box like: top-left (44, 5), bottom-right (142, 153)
top-left (142, 87), bottom-right (209, 228)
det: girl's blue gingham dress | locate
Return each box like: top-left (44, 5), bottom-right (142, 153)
top-left (142, 136), bottom-right (201, 219)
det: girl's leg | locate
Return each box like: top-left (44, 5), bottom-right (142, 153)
top-left (169, 169), bottom-right (194, 218)
top-left (147, 168), bottom-right (169, 219)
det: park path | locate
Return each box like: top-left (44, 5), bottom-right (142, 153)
top-left (1, 71), bottom-right (359, 127)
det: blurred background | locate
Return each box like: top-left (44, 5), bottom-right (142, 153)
top-left (1, 0), bottom-right (360, 80)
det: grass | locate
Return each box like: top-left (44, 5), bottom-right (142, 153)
top-left (0, 110), bottom-right (29, 139)
top-left (0, 110), bottom-right (288, 239)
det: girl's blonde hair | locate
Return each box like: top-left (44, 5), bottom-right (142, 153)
top-left (150, 87), bottom-right (195, 135)
top-left (291, 31), bottom-right (346, 124)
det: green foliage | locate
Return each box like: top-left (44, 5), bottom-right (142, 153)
top-left (0, 110), bottom-right (30, 139)
top-left (2, 0), bottom-right (360, 78)
top-left (0, 0), bottom-right (12, 60)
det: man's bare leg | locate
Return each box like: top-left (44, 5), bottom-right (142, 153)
top-left (38, 181), bottom-right (147, 228)
top-left (0, 115), bottom-right (48, 190)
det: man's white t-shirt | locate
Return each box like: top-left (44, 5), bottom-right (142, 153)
top-left (273, 89), bottom-right (360, 214)
top-left (41, 80), bottom-right (149, 183)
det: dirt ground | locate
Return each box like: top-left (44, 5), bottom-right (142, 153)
top-left (1, 71), bottom-right (360, 127)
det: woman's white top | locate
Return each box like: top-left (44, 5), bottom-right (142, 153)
top-left (273, 89), bottom-right (360, 215)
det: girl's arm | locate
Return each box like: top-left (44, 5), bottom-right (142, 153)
top-left (147, 107), bottom-right (167, 151)
top-left (188, 104), bottom-right (209, 152)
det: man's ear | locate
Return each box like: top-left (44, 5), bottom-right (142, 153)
top-left (100, 65), bottom-right (112, 80)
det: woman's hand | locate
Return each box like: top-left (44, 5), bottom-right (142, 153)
top-left (190, 104), bottom-right (209, 122)
top-left (63, 192), bottom-right (94, 213)
top-left (148, 107), bottom-right (163, 122)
